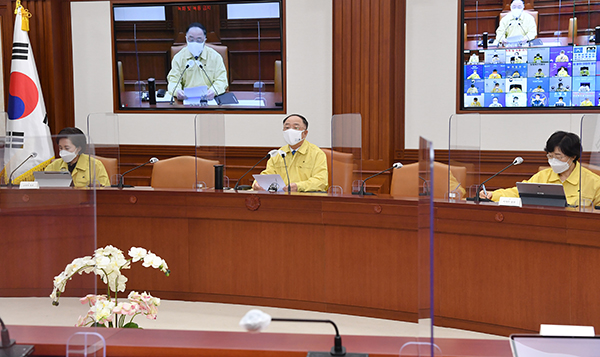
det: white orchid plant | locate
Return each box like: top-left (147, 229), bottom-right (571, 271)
top-left (50, 245), bottom-right (170, 328)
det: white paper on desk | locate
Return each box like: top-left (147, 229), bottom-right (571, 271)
top-left (183, 85), bottom-right (208, 105)
top-left (252, 174), bottom-right (286, 192)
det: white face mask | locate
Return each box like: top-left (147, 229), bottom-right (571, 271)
top-left (60, 149), bottom-right (78, 163)
top-left (283, 129), bottom-right (304, 146)
top-left (548, 157), bottom-right (571, 174)
top-left (187, 41), bottom-right (205, 58)
top-left (511, 7), bottom-right (523, 19)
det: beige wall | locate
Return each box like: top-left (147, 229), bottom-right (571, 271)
top-left (404, 0), bottom-right (579, 151)
top-left (70, 0), bottom-right (332, 147)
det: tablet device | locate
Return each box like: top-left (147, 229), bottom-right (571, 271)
top-left (516, 182), bottom-right (567, 207)
top-left (511, 334), bottom-right (600, 357)
top-left (33, 171), bottom-right (72, 188)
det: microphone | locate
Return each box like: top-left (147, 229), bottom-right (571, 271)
top-left (240, 309), bottom-right (367, 357)
top-left (170, 60), bottom-right (195, 105)
top-left (113, 157), bottom-right (159, 189)
top-left (196, 60), bottom-right (237, 105)
top-left (281, 152), bottom-right (291, 194)
top-left (1, 316), bottom-right (34, 355)
top-left (356, 162), bottom-right (403, 196)
top-left (234, 149), bottom-right (283, 191)
top-left (471, 157), bottom-right (523, 202)
top-left (8, 152), bottom-right (37, 187)
top-left (1, 317), bottom-right (15, 349)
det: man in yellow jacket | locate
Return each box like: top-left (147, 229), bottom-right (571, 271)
top-left (253, 114), bottom-right (328, 192)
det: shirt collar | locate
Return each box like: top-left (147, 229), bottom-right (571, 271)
top-left (283, 140), bottom-right (308, 155)
top-left (547, 161), bottom-right (580, 185)
top-left (60, 154), bottom-right (90, 172)
top-left (183, 46), bottom-right (208, 62)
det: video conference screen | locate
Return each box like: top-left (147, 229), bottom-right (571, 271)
top-left (460, 0), bottom-right (600, 111)
top-left (112, 0), bottom-right (284, 112)
top-left (463, 46), bottom-right (599, 108)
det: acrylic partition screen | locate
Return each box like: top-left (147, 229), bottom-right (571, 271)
top-left (461, 0), bottom-right (600, 111)
top-left (403, 136), bottom-right (437, 357)
top-left (0, 133), bottom-right (98, 331)
top-left (330, 114), bottom-right (362, 195)
top-left (86, 113), bottom-right (121, 186)
top-left (194, 113), bottom-right (226, 189)
top-left (579, 113), bottom-right (600, 210)
top-left (448, 114), bottom-right (481, 201)
top-left (113, 0), bottom-right (284, 112)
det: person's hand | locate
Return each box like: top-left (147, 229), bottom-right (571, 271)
top-left (206, 88), bottom-right (216, 100)
top-left (252, 181), bottom-right (265, 191)
top-left (283, 183), bottom-right (298, 192)
top-left (479, 190), bottom-right (493, 200)
top-left (176, 89), bottom-right (185, 100)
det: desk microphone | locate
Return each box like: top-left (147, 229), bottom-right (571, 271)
top-left (8, 152), bottom-right (37, 187)
top-left (240, 309), bottom-right (367, 357)
top-left (357, 162), bottom-right (403, 196)
top-left (196, 60), bottom-right (237, 105)
top-left (170, 60), bottom-right (195, 105)
top-left (234, 149), bottom-right (284, 191)
top-left (114, 157), bottom-right (158, 188)
top-left (1, 316), bottom-right (34, 356)
top-left (281, 152), bottom-right (291, 194)
top-left (1, 317), bottom-right (15, 348)
top-left (471, 156), bottom-right (523, 202)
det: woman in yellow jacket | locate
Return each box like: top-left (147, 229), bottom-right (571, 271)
top-left (480, 131), bottom-right (600, 207)
top-left (45, 127), bottom-right (110, 187)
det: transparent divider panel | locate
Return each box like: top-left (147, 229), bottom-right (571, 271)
top-left (86, 113), bottom-right (121, 186)
top-left (579, 114), bottom-right (600, 210)
top-left (0, 133), bottom-right (98, 333)
top-left (448, 114), bottom-right (481, 201)
top-left (411, 137), bottom-right (436, 356)
top-left (194, 114), bottom-right (226, 190)
top-left (331, 114), bottom-right (362, 195)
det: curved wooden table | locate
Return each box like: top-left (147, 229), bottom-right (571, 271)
top-left (2, 187), bottom-right (600, 337)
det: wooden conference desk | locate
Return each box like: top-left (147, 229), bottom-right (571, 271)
top-left (7, 325), bottom-right (512, 357)
top-left (120, 91), bottom-right (282, 109)
top-left (2, 188), bottom-right (600, 337)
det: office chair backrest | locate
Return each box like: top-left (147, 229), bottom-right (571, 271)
top-left (151, 155), bottom-right (220, 189)
top-left (321, 148), bottom-right (353, 194)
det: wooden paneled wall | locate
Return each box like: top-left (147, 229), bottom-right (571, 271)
top-left (1, 0), bottom-right (74, 135)
top-left (333, 0), bottom-right (406, 173)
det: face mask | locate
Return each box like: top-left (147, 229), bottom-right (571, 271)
top-left (60, 149), bottom-right (78, 163)
top-left (511, 7), bottom-right (523, 19)
top-left (283, 129), bottom-right (304, 146)
top-left (187, 41), bottom-right (205, 58)
top-left (548, 157), bottom-right (571, 174)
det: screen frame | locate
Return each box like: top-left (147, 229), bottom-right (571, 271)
top-left (457, 0), bottom-right (600, 114)
top-left (111, 0), bottom-right (287, 114)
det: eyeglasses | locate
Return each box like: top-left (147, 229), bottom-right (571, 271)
top-left (547, 153), bottom-right (567, 160)
top-left (186, 36), bottom-right (205, 43)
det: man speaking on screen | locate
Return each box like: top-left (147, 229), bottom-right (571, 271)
top-left (167, 22), bottom-right (228, 101)
top-left (494, 0), bottom-right (537, 46)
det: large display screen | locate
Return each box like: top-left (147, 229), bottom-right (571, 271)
top-left (112, 0), bottom-right (284, 112)
top-left (460, 0), bottom-right (600, 111)
top-left (463, 45), bottom-right (599, 108)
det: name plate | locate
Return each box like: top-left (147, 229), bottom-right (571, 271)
top-left (498, 196), bottom-right (522, 207)
top-left (19, 181), bottom-right (40, 189)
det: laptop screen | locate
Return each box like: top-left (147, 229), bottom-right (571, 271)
top-left (511, 335), bottom-right (600, 357)
top-left (516, 182), bottom-right (567, 207)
